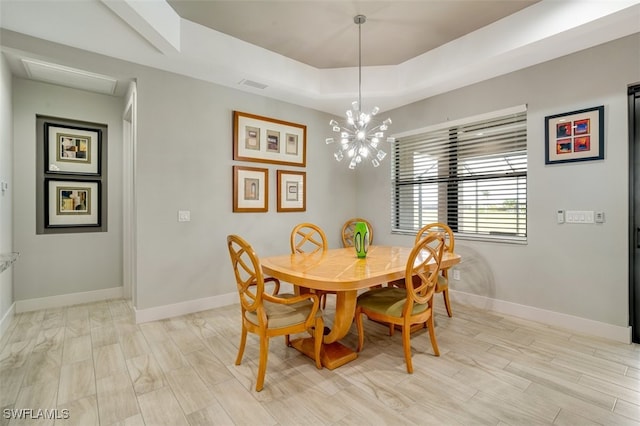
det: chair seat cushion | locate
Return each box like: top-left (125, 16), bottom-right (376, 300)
top-left (245, 293), bottom-right (322, 329)
top-left (357, 287), bottom-right (428, 318)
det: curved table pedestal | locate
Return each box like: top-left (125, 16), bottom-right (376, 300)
top-left (289, 289), bottom-right (358, 369)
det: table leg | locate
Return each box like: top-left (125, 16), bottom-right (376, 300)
top-left (289, 289), bottom-right (358, 369)
top-left (323, 290), bottom-right (357, 343)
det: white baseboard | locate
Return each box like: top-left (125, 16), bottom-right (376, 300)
top-left (0, 302), bottom-right (16, 340)
top-left (450, 290), bottom-right (632, 344)
top-left (134, 292), bottom-right (237, 324)
top-left (15, 286), bottom-right (124, 313)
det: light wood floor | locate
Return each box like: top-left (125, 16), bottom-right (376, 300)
top-left (0, 298), bottom-right (639, 426)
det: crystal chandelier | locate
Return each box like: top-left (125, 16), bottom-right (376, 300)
top-left (325, 15), bottom-right (394, 169)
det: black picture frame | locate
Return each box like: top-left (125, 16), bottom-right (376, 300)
top-left (44, 121), bottom-right (102, 175)
top-left (44, 178), bottom-right (102, 228)
top-left (545, 105), bottom-right (604, 164)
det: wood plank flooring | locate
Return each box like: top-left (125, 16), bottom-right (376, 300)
top-left (0, 298), bottom-right (638, 425)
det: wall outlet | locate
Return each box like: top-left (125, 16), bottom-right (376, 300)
top-left (452, 269), bottom-right (461, 280)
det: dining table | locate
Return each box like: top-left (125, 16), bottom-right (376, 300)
top-left (260, 245), bottom-right (461, 369)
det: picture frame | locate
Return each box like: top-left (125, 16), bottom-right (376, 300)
top-left (45, 178), bottom-right (101, 227)
top-left (45, 122), bottom-right (101, 175)
top-left (277, 170), bottom-right (306, 212)
top-left (233, 111), bottom-right (306, 167)
top-left (545, 105), bottom-right (604, 164)
top-left (233, 166), bottom-right (269, 212)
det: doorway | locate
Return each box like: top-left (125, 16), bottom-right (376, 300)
top-left (629, 83), bottom-right (640, 343)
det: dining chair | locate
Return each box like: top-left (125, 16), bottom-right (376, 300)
top-left (341, 217), bottom-right (374, 248)
top-left (226, 234), bottom-right (324, 392)
top-left (290, 223), bottom-right (332, 308)
top-left (416, 223), bottom-right (454, 317)
top-left (354, 231), bottom-right (445, 373)
top-left (290, 222), bottom-right (328, 254)
top-left (389, 222), bottom-right (455, 318)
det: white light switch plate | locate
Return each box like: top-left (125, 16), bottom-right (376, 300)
top-left (178, 210), bottom-right (191, 222)
top-left (565, 210), bottom-right (594, 224)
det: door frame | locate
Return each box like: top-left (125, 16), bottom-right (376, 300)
top-left (628, 83), bottom-right (640, 343)
top-left (123, 82), bottom-right (137, 307)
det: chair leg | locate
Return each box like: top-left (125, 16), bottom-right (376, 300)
top-left (235, 325), bottom-right (247, 365)
top-left (256, 334), bottom-right (270, 392)
top-left (443, 289), bottom-right (453, 317)
top-left (313, 317), bottom-right (323, 369)
top-left (426, 314), bottom-right (440, 357)
top-left (321, 293), bottom-right (327, 310)
top-left (355, 308), bottom-right (365, 352)
top-left (389, 323), bottom-right (395, 336)
top-left (402, 324), bottom-right (413, 374)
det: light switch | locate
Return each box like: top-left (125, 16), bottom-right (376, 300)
top-left (565, 210), bottom-right (594, 224)
top-left (178, 210), bottom-right (191, 222)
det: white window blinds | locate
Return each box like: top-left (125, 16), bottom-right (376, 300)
top-left (391, 106), bottom-right (527, 242)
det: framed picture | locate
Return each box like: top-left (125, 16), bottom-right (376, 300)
top-left (233, 166), bottom-right (268, 212)
top-left (233, 111), bottom-right (306, 166)
top-left (277, 170), bottom-right (306, 212)
top-left (45, 122), bottom-right (101, 174)
top-left (45, 179), bottom-right (101, 227)
top-left (545, 106), bottom-right (604, 164)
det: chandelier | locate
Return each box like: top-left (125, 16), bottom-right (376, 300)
top-left (325, 15), bottom-right (394, 169)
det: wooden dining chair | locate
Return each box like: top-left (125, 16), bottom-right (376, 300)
top-left (416, 223), bottom-right (454, 317)
top-left (226, 234), bottom-right (324, 391)
top-left (354, 232), bottom-right (445, 373)
top-left (389, 222), bottom-right (455, 318)
top-left (341, 218), bottom-right (374, 248)
top-left (290, 222), bottom-right (328, 254)
top-left (290, 223), bottom-right (332, 308)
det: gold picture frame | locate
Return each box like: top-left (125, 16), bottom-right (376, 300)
top-left (233, 111), bottom-right (306, 167)
top-left (277, 170), bottom-right (306, 212)
top-left (233, 166), bottom-right (269, 212)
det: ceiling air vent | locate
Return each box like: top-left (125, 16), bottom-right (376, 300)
top-left (239, 79), bottom-right (268, 90)
top-left (22, 58), bottom-right (117, 95)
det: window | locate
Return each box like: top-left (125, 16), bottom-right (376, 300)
top-left (391, 105), bottom-right (527, 242)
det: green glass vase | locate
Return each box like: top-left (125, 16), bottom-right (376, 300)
top-left (353, 221), bottom-right (370, 258)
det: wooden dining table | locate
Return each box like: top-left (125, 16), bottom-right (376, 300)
top-left (261, 245), bottom-right (461, 369)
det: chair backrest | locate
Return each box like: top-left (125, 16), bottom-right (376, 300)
top-left (227, 234), bottom-right (265, 315)
top-left (341, 218), bottom-right (374, 248)
top-left (415, 222), bottom-right (454, 253)
top-left (404, 232), bottom-right (445, 309)
top-left (290, 223), bottom-right (328, 254)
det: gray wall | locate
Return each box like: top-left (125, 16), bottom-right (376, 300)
top-left (0, 54), bottom-right (13, 323)
top-left (133, 68), bottom-right (356, 309)
top-left (12, 79), bottom-right (123, 299)
top-left (358, 34), bottom-right (640, 328)
top-left (3, 31), bottom-right (356, 312)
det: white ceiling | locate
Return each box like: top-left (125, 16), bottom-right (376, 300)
top-left (165, 0), bottom-right (540, 69)
top-left (1, 0), bottom-right (639, 116)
